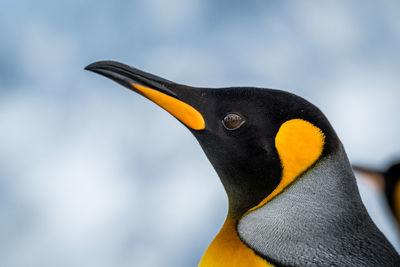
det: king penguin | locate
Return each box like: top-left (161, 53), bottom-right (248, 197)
top-left (85, 61), bottom-right (400, 266)
top-left (354, 162), bottom-right (400, 229)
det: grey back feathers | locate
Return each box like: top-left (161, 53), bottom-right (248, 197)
top-left (238, 144), bottom-right (400, 266)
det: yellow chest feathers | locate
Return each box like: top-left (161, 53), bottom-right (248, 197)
top-left (198, 218), bottom-right (273, 267)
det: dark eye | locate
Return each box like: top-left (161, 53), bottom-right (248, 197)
top-left (222, 113), bottom-right (245, 130)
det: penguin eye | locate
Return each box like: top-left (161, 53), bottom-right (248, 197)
top-left (222, 113), bottom-right (245, 130)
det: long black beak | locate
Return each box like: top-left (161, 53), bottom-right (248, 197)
top-left (85, 61), bottom-right (178, 97)
top-left (85, 60), bottom-right (205, 130)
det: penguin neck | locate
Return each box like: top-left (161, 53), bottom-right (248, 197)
top-left (240, 144), bottom-right (362, 223)
top-left (199, 215), bottom-right (273, 267)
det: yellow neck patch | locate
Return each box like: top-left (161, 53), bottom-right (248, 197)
top-left (247, 118), bottom-right (325, 214)
top-left (199, 217), bottom-right (273, 267)
top-left (132, 83), bottom-right (205, 130)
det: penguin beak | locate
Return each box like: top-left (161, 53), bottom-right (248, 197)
top-left (352, 165), bottom-right (384, 191)
top-left (85, 61), bottom-right (205, 130)
top-left (352, 165), bottom-right (381, 176)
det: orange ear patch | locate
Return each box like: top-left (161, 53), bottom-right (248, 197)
top-left (393, 181), bottom-right (400, 226)
top-left (246, 119), bottom-right (325, 214)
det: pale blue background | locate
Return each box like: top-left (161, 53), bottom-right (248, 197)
top-left (1, 1), bottom-right (400, 266)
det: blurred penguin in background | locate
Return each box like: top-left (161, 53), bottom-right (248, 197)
top-left (354, 161), bottom-right (400, 229)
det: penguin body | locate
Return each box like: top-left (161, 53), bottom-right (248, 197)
top-left (85, 61), bottom-right (400, 266)
top-left (240, 148), bottom-right (397, 266)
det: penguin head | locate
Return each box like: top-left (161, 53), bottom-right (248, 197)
top-left (386, 163), bottom-right (400, 188)
top-left (385, 163), bottom-right (400, 221)
top-left (86, 61), bottom-right (339, 218)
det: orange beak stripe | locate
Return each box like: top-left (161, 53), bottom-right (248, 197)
top-left (132, 83), bottom-right (205, 130)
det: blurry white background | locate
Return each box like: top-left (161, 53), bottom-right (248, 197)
top-left (1, 1), bottom-right (400, 266)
